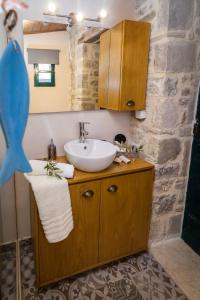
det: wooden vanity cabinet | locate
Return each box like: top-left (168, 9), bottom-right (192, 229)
top-left (99, 171), bottom-right (153, 262)
top-left (98, 20), bottom-right (150, 111)
top-left (31, 181), bottom-right (101, 286)
top-left (31, 159), bottom-right (154, 287)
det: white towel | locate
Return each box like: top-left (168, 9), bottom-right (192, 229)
top-left (29, 160), bottom-right (74, 178)
top-left (25, 161), bottom-right (74, 243)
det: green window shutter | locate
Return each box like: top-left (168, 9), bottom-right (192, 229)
top-left (34, 64), bottom-right (55, 87)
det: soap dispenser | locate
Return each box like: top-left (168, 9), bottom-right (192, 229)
top-left (48, 139), bottom-right (57, 160)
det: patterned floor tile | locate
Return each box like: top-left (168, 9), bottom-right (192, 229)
top-left (0, 242), bottom-right (16, 300)
top-left (20, 239), bottom-right (188, 300)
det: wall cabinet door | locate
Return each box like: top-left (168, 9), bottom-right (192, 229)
top-left (37, 181), bottom-right (101, 285)
top-left (99, 171), bottom-right (153, 262)
top-left (120, 20), bottom-right (150, 111)
top-left (98, 20), bottom-right (150, 111)
top-left (106, 21), bottom-right (123, 110)
top-left (98, 29), bottom-right (111, 108)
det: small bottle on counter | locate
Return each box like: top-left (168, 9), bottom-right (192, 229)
top-left (48, 138), bottom-right (57, 160)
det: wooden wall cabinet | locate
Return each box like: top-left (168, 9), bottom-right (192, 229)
top-left (31, 159), bottom-right (154, 287)
top-left (98, 20), bottom-right (150, 111)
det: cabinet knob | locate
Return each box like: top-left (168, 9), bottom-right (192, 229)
top-left (107, 185), bottom-right (118, 193)
top-left (82, 190), bottom-right (94, 198)
top-left (126, 100), bottom-right (135, 107)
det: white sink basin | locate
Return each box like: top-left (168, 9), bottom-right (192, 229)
top-left (64, 139), bottom-right (117, 172)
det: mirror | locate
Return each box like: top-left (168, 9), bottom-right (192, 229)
top-left (23, 20), bottom-right (104, 113)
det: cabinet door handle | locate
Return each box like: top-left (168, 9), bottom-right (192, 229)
top-left (126, 100), bottom-right (135, 107)
top-left (107, 185), bottom-right (118, 193)
top-left (82, 190), bottom-right (94, 198)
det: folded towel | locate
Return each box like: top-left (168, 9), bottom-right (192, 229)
top-left (57, 163), bottom-right (74, 178)
top-left (29, 160), bottom-right (74, 178)
top-left (25, 164), bottom-right (74, 243)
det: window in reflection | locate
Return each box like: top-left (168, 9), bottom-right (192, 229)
top-left (34, 64), bottom-right (55, 87)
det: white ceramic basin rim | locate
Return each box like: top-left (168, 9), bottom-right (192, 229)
top-left (64, 139), bottom-right (118, 172)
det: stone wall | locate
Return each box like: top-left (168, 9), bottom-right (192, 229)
top-left (131, 0), bottom-right (200, 243)
top-left (69, 25), bottom-right (99, 111)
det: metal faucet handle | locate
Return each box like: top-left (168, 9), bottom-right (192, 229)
top-left (80, 122), bottom-right (90, 125)
top-left (79, 122), bottom-right (90, 129)
top-left (79, 122), bottom-right (90, 143)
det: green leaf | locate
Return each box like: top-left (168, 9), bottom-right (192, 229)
top-left (44, 161), bottom-right (62, 180)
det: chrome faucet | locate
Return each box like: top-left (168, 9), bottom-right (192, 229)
top-left (79, 122), bottom-right (90, 143)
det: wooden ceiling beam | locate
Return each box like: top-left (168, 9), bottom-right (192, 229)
top-left (23, 20), bottom-right (66, 35)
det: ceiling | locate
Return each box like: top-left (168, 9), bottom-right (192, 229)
top-left (24, 0), bottom-right (136, 28)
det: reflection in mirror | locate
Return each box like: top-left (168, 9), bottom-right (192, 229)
top-left (23, 20), bottom-right (105, 113)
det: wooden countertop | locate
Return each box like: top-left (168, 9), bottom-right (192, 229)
top-left (55, 156), bottom-right (154, 185)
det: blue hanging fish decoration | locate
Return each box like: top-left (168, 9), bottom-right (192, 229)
top-left (0, 40), bottom-right (32, 186)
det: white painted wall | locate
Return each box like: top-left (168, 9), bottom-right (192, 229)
top-left (8, 1), bottom-right (133, 241)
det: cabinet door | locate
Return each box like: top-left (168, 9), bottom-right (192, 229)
top-left (99, 171), bottom-right (153, 262)
top-left (120, 20), bottom-right (150, 111)
top-left (37, 181), bottom-right (100, 286)
top-left (98, 30), bottom-right (111, 108)
top-left (107, 22), bottom-right (123, 110)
